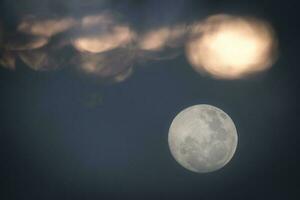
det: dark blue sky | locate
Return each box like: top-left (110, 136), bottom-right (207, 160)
top-left (0, 0), bottom-right (299, 199)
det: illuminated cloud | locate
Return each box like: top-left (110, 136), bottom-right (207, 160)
top-left (186, 14), bottom-right (277, 79)
top-left (18, 45), bottom-right (69, 71)
top-left (75, 48), bottom-right (136, 82)
top-left (138, 28), bottom-right (170, 51)
top-left (113, 67), bottom-right (133, 83)
top-left (70, 12), bottom-right (138, 82)
top-left (0, 10), bottom-right (278, 82)
top-left (80, 13), bottom-right (116, 28)
top-left (72, 25), bottom-right (135, 53)
top-left (138, 25), bottom-right (188, 51)
top-left (19, 50), bottom-right (49, 71)
top-left (4, 34), bottom-right (48, 51)
top-left (18, 16), bottom-right (77, 37)
top-left (167, 25), bottom-right (189, 48)
top-left (72, 12), bottom-right (136, 56)
top-left (0, 52), bottom-right (16, 70)
top-left (1, 16), bottom-right (75, 71)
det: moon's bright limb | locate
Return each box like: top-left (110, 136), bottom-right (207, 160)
top-left (168, 104), bottom-right (238, 173)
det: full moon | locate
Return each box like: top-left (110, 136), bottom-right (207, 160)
top-left (168, 104), bottom-right (238, 173)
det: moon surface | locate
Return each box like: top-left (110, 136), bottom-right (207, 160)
top-left (168, 104), bottom-right (238, 173)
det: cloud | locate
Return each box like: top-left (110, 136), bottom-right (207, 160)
top-left (72, 26), bottom-right (135, 54)
top-left (0, 9), bottom-right (278, 82)
top-left (74, 47), bottom-right (136, 82)
top-left (0, 51), bottom-right (16, 70)
top-left (137, 25), bottom-right (188, 51)
top-left (4, 33), bottom-right (48, 51)
top-left (137, 27), bottom-right (170, 51)
top-left (71, 12), bottom-right (136, 55)
top-left (18, 47), bottom-right (65, 71)
top-left (80, 13), bottom-right (115, 29)
top-left (17, 16), bottom-right (77, 37)
top-left (186, 14), bottom-right (278, 79)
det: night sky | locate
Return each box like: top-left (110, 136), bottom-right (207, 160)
top-left (0, 0), bottom-right (299, 199)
